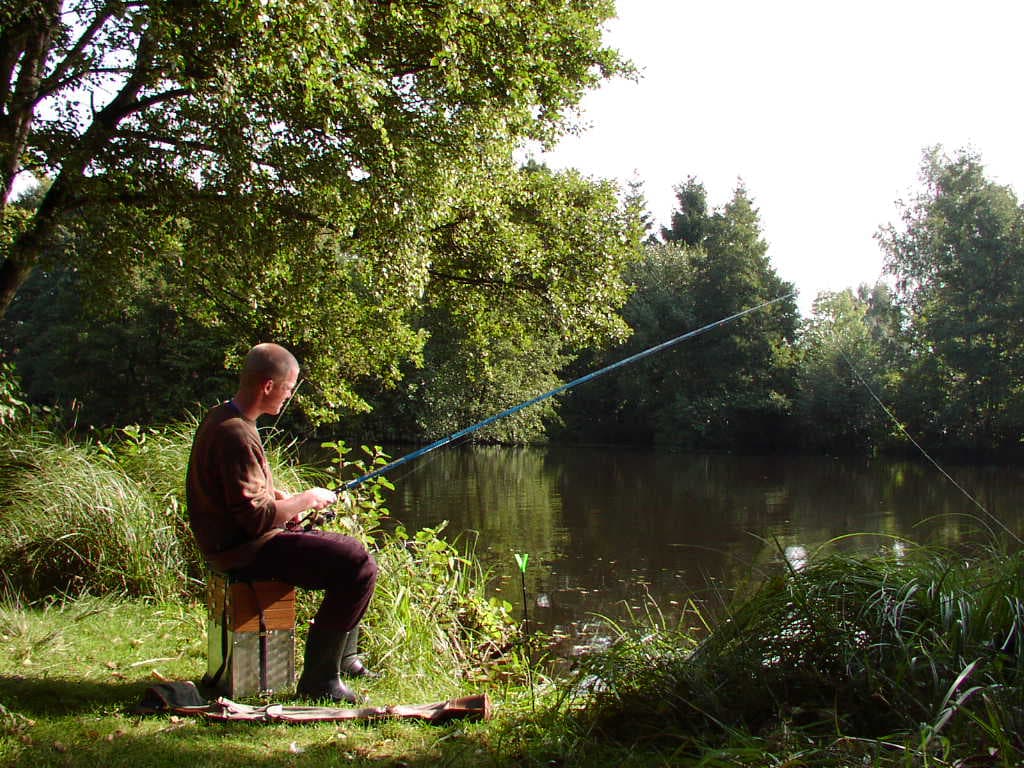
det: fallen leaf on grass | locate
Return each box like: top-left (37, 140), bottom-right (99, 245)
top-left (52, 741), bottom-right (67, 753)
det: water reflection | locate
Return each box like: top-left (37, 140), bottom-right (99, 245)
top-left (382, 444), bottom-right (1024, 648)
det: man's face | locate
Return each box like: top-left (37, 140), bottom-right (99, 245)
top-left (265, 368), bottom-right (299, 415)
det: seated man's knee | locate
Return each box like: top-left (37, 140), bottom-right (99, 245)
top-left (358, 550), bottom-right (378, 591)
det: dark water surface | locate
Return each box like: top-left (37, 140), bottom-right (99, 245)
top-left (380, 444), bottom-right (1024, 651)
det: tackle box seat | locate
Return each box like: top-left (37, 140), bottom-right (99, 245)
top-left (204, 568), bottom-right (296, 698)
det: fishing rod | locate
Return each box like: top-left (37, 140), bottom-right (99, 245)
top-left (336, 292), bottom-right (794, 494)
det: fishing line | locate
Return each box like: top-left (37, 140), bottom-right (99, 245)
top-left (272, 377), bottom-right (306, 428)
top-left (837, 348), bottom-right (1022, 545)
top-left (341, 292), bottom-right (795, 491)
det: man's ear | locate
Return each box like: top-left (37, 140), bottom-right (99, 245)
top-left (261, 378), bottom-right (276, 396)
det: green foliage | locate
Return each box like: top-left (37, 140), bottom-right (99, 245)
top-left (1, 0), bottom-right (629, 424)
top-left (559, 241), bottom-right (698, 442)
top-left (344, 161), bottom-right (644, 443)
top-left (795, 285), bottom-right (901, 452)
top-left (0, 428), bottom-right (186, 600)
top-left (879, 147), bottom-right (1024, 458)
top-left (314, 441), bottom-right (518, 687)
top-left (5, 265), bottom-right (235, 427)
top-left (560, 181), bottom-right (799, 449)
top-left (563, 543), bottom-right (1024, 764)
top-left (661, 175), bottom-right (710, 247)
top-left (0, 362), bottom-right (29, 427)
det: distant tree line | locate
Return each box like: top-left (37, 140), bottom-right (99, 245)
top-left (558, 147), bottom-right (1024, 461)
top-left (6, 146), bottom-right (1023, 462)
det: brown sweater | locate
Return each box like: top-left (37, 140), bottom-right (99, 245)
top-left (185, 402), bottom-right (283, 571)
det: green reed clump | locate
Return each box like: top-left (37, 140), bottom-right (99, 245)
top-left (0, 426), bottom-right (187, 601)
top-left (564, 542), bottom-right (1024, 763)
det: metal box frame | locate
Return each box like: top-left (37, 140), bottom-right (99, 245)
top-left (205, 571), bottom-right (296, 698)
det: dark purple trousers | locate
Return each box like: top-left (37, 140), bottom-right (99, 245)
top-left (231, 530), bottom-right (377, 632)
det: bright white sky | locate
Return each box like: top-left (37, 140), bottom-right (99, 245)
top-left (537, 0), bottom-right (1024, 315)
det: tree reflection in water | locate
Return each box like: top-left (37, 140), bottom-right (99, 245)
top-left (383, 443), bottom-right (1024, 655)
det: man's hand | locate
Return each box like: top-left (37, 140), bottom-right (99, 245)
top-left (275, 486), bottom-right (337, 526)
top-left (306, 487), bottom-right (337, 511)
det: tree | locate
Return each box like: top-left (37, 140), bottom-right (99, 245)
top-left (794, 286), bottom-right (897, 453)
top-left (878, 147), bottom-right (1024, 457)
top-left (1, 0), bottom-right (625, 417)
top-left (557, 240), bottom-right (698, 443)
top-left (560, 181), bottom-right (799, 449)
top-left (350, 161), bottom-right (645, 443)
top-left (624, 176), bottom-right (658, 245)
top-left (671, 182), bottom-right (799, 449)
top-left (5, 261), bottom-right (235, 426)
top-left (661, 176), bottom-right (709, 247)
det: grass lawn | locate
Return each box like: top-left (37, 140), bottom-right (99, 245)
top-left (0, 597), bottom-right (526, 768)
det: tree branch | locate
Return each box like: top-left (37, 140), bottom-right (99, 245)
top-left (33, 67), bottom-right (139, 107)
top-left (112, 128), bottom-right (218, 154)
top-left (40, 1), bottom-right (117, 95)
top-left (427, 267), bottom-right (544, 296)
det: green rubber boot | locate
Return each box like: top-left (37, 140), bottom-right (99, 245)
top-left (296, 621), bottom-right (359, 703)
top-left (339, 624), bottom-right (377, 678)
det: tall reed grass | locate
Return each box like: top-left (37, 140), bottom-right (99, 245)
top-left (563, 541), bottom-right (1024, 763)
top-left (0, 427), bottom-right (186, 600)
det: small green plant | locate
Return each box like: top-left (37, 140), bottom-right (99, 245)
top-left (0, 362), bottom-right (30, 427)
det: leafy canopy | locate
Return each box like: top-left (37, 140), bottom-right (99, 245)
top-left (1, 0), bottom-right (626, 418)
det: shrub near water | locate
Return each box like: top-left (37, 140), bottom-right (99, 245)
top-left (307, 441), bottom-right (519, 700)
top-left (0, 428), bottom-right (185, 601)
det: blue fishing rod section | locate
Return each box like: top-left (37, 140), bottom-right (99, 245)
top-left (343, 292), bottom-right (794, 491)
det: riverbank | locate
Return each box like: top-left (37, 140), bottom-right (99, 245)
top-left (2, 575), bottom-right (1020, 768)
top-left (1, 423), bottom-right (1021, 765)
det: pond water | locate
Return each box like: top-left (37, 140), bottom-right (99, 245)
top-left (380, 443), bottom-right (1024, 653)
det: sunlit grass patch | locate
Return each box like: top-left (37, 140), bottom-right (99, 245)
top-left (0, 595), bottom-right (524, 768)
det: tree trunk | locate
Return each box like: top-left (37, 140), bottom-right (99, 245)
top-left (0, 195), bottom-right (61, 317)
top-left (0, 0), bottom-right (61, 205)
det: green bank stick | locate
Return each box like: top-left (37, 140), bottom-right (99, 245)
top-left (514, 552), bottom-right (535, 711)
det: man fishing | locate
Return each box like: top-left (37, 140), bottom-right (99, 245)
top-left (186, 342), bottom-right (377, 703)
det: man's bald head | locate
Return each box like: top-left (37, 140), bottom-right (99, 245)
top-left (240, 343), bottom-right (299, 388)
